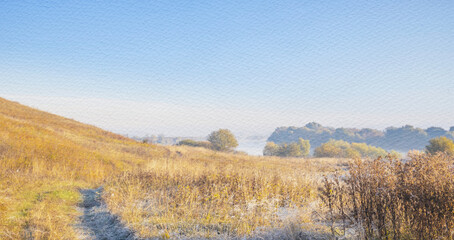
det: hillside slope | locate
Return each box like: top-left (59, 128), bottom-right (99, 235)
top-left (0, 97), bottom-right (169, 239)
top-left (0, 97), bottom-right (346, 239)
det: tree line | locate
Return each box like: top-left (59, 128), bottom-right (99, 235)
top-left (177, 128), bottom-right (454, 158)
top-left (264, 136), bottom-right (454, 158)
top-left (268, 122), bottom-right (454, 152)
top-left (178, 129), bottom-right (238, 152)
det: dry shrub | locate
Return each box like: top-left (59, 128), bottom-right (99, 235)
top-left (321, 152), bottom-right (454, 239)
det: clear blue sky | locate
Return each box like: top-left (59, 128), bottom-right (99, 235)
top-left (1, 1), bottom-right (453, 137)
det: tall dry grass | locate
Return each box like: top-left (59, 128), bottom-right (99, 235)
top-left (0, 97), bottom-right (346, 239)
top-left (320, 152), bottom-right (454, 239)
top-left (0, 98), bottom-right (169, 239)
top-left (103, 146), bottom-right (348, 239)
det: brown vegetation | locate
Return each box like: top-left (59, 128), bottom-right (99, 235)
top-left (3, 97), bottom-right (453, 239)
top-left (0, 98), bottom-right (168, 239)
top-left (103, 147), bottom-right (347, 238)
top-left (321, 152), bottom-right (454, 239)
top-left (0, 97), bottom-right (344, 239)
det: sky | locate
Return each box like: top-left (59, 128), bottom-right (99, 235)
top-left (1, 0), bottom-right (453, 138)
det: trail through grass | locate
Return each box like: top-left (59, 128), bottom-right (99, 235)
top-left (75, 187), bottom-right (136, 240)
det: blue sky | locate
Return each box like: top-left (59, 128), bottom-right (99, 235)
top-left (1, 1), bottom-right (453, 137)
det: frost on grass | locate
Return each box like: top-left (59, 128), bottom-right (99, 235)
top-left (75, 187), bottom-right (136, 240)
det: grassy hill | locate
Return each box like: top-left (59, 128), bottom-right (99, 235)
top-left (0, 97), bottom-right (170, 239)
top-left (2, 97), bottom-right (453, 239)
top-left (0, 97), bottom-right (342, 239)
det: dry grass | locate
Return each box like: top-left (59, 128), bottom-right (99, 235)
top-left (0, 97), bottom-right (347, 239)
top-left (0, 98), bottom-right (168, 239)
top-left (6, 96), bottom-right (453, 239)
top-left (320, 152), bottom-right (454, 239)
top-left (103, 147), bottom-right (347, 238)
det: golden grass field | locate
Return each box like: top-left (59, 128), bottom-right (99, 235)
top-left (103, 148), bottom-right (348, 239)
top-left (0, 97), bottom-right (346, 239)
top-left (3, 97), bottom-right (452, 239)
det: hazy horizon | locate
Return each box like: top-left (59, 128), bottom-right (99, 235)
top-left (2, 1), bottom-right (453, 138)
top-left (3, 94), bottom-right (454, 140)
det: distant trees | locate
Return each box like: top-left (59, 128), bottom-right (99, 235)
top-left (207, 129), bottom-right (238, 152)
top-left (263, 138), bottom-right (310, 157)
top-left (177, 139), bottom-right (212, 149)
top-left (426, 136), bottom-right (454, 155)
top-left (314, 140), bottom-right (349, 158)
top-left (314, 139), bottom-right (388, 158)
top-left (268, 122), bottom-right (454, 153)
top-left (177, 129), bottom-right (238, 152)
top-left (263, 142), bottom-right (280, 156)
top-left (297, 138), bottom-right (311, 156)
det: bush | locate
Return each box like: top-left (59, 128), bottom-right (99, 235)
top-left (314, 139), bottom-right (388, 158)
top-left (177, 139), bottom-right (212, 149)
top-left (263, 142), bottom-right (280, 156)
top-left (207, 129), bottom-right (238, 151)
top-left (426, 136), bottom-right (454, 155)
top-left (314, 140), bottom-right (355, 158)
top-left (351, 142), bottom-right (387, 159)
top-left (263, 138), bottom-right (310, 157)
top-left (321, 153), bottom-right (454, 239)
top-left (388, 150), bottom-right (403, 159)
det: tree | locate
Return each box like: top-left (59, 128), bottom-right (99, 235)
top-left (177, 139), bottom-right (212, 149)
top-left (262, 138), bottom-right (310, 157)
top-left (207, 129), bottom-right (238, 151)
top-left (314, 140), bottom-right (344, 158)
top-left (279, 143), bottom-right (301, 157)
top-left (426, 136), bottom-right (454, 155)
top-left (297, 138), bottom-right (311, 157)
top-left (263, 142), bottom-right (279, 156)
top-left (314, 139), bottom-right (388, 158)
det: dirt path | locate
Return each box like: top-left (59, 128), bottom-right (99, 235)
top-left (75, 187), bottom-right (136, 240)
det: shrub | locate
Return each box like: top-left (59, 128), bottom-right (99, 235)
top-left (177, 139), bottom-right (212, 149)
top-left (388, 150), bottom-right (403, 159)
top-left (263, 142), bottom-right (280, 156)
top-left (207, 129), bottom-right (238, 151)
top-left (263, 138), bottom-right (310, 157)
top-left (321, 153), bottom-right (454, 239)
top-left (426, 136), bottom-right (454, 155)
top-left (314, 139), bottom-right (388, 158)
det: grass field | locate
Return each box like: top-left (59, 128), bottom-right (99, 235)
top-left (3, 97), bottom-right (452, 239)
top-left (104, 147), bottom-right (347, 238)
top-left (0, 97), bottom-right (167, 239)
top-left (0, 97), bottom-right (344, 239)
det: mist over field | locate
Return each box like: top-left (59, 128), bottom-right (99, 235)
top-left (1, 1), bottom-right (454, 239)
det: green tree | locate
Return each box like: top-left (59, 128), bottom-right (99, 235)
top-left (298, 138), bottom-right (311, 157)
top-left (426, 136), bottom-right (454, 155)
top-left (314, 140), bottom-right (345, 158)
top-left (177, 139), bottom-right (199, 146)
top-left (263, 142), bottom-right (279, 156)
top-left (262, 138), bottom-right (310, 157)
top-left (177, 139), bottom-right (212, 149)
top-left (279, 143), bottom-right (301, 157)
top-left (351, 142), bottom-right (387, 159)
top-left (207, 129), bottom-right (238, 151)
top-left (314, 139), bottom-right (388, 158)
